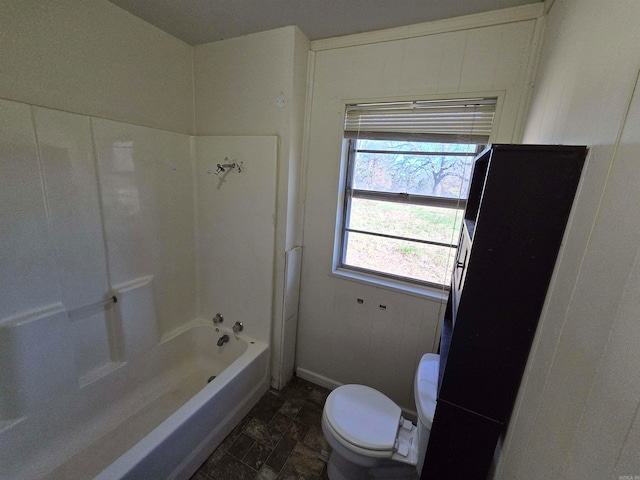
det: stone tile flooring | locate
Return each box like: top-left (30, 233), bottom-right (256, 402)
top-left (190, 376), bottom-right (332, 480)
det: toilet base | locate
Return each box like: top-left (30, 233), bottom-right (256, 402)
top-left (326, 450), bottom-right (418, 480)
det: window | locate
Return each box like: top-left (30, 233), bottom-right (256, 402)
top-left (336, 98), bottom-right (496, 289)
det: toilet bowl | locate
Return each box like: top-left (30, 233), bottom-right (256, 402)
top-left (321, 354), bottom-right (439, 480)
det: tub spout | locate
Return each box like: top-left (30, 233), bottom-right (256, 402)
top-left (217, 334), bottom-right (230, 347)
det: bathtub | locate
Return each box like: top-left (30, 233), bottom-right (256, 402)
top-left (0, 319), bottom-right (269, 480)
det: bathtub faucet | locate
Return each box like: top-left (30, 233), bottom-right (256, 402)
top-left (217, 334), bottom-right (230, 347)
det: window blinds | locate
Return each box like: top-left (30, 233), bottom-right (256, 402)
top-left (344, 98), bottom-right (497, 142)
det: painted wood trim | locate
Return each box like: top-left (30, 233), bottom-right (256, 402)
top-left (310, 3), bottom-right (545, 52)
top-left (513, 15), bottom-right (547, 142)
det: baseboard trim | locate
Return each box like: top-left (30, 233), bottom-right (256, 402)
top-left (296, 367), bottom-right (342, 390)
top-left (295, 367), bottom-right (418, 422)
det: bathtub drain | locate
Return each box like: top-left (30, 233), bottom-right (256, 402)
top-left (207, 375), bottom-right (217, 383)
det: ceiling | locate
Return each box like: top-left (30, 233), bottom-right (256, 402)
top-left (107, 0), bottom-right (543, 45)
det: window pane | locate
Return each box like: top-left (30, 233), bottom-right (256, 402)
top-left (344, 232), bottom-right (455, 286)
top-left (357, 139), bottom-right (478, 153)
top-left (352, 140), bottom-right (475, 198)
top-left (348, 198), bottom-right (463, 245)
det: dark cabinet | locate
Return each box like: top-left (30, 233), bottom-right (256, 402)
top-left (421, 144), bottom-right (586, 479)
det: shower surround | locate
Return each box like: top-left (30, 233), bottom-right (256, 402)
top-left (0, 98), bottom-right (277, 479)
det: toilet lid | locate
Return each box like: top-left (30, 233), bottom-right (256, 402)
top-left (324, 384), bottom-right (401, 451)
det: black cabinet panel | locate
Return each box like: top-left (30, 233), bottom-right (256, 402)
top-left (423, 145), bottom-right (586, 479)
top-left (422, 400), bottom-right (503, 479)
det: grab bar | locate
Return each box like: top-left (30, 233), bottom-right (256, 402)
top-left (68, 295), bottom-right (117, 322)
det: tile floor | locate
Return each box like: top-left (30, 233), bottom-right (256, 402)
top-left (190, 376), bottom-right (332, 480)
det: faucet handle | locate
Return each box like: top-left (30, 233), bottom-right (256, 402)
top-left (213, 313), bottom-right (224, 325)
top-left (233, 321), bottom-right (243, 333)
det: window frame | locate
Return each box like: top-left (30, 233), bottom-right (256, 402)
top-left (337, 133), bottom-right (485, 290)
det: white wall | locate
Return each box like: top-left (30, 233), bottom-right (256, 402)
top-left (0, 99), bottom-right (195, 405)
top-left (496, 0), bottom-right (640, 477)
top-left (0, 0), bottom-right (194, 134)
top-left (1, 0), bottom-right (309, 390)
top-left (194, 26), bottom-right (310, 387)
top-left (0, 0), bottom-right (198, 335)
top-left (297, 10), bottom-right (540, 412)
top-left (92, 118), bottom-right (196, 336)
top-left (195, 136), bottom-right (278, 345)
top-left (0, 0), bottom-right (196, 413)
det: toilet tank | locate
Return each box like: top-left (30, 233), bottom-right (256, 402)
top-left (414, 353), bottom-right (439, 474)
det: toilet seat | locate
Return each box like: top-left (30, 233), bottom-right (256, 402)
top-left (323, 383), bottom-right (419, 466)
top-left (322, 410), bottom-right (395, 459)
top-left (324, 384), bottom-right (401, 452)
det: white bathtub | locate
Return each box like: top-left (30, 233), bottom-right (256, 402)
top-left (0, 319), bottom-right (269, 480)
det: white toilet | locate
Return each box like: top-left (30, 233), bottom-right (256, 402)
top-left (321, 353), bottom-right (439, 480)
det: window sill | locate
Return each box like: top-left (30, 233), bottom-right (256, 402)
top-left (330, 267), bottom-right (449, 302)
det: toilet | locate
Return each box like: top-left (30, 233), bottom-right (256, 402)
top-left (321, 353), bottom-right (439, 480)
